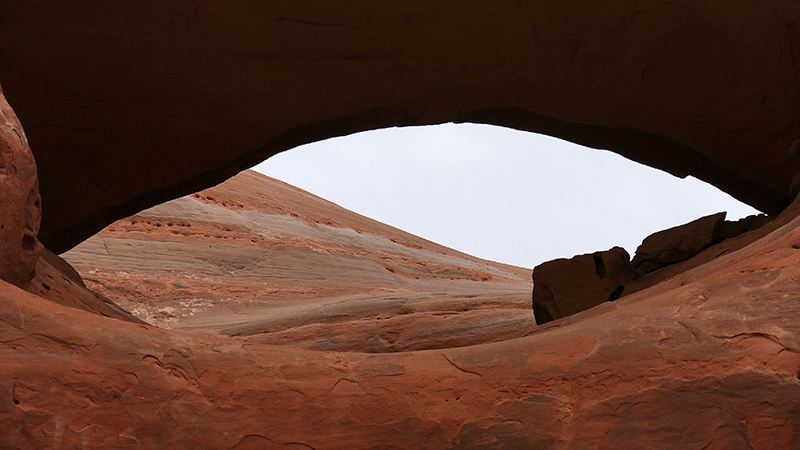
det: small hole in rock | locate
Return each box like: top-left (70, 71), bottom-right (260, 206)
top-left (12, 399), bottom-right (19, 405)
top-left (21, 234), bottom-right (36, 251)
top-left (42, 283), bottom-right (51, 291)
top-left (593, 253), bottom-right (607, 280)
top-left (608, 286), bottom-right (625, 302)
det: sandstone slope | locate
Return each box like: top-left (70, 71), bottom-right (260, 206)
top-left (4, 182), bottom-right (800, 449)
top-left (63, 170), bottom-right (535, 352)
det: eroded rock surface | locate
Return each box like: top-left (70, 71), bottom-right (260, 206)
top-left (533, 212), bottom-right (780, 324)
top-left (631, 212), bottom-right (726, 277)
top-left (4, 193), bottom-right (800, 449)
top-left (63, 170), bottom-right (535, 352)
top-left (2, 4), bottom-right (800, 447)
top-left (0, 85), bottom-right (41, 289)
top-left (717, 213), bottom-right (773, 241)
top-left (0, 1), bottom-right (798, 251)
top-left (28, 249), bottom-right (144, 324)
top-left (532, 247), bottom-right (633, 324)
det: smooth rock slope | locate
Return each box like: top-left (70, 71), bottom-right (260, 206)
top-left (63, 170), bottom-right (535, 352)
top-left (4, 186), bottom-right (800, 448)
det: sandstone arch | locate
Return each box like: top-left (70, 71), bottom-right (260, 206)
top-left (3, 3), bottom-right (800, 448)
top-left (0, 1), bottom-right (798, 252)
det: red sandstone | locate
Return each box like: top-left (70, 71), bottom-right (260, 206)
top-left (1, 3), bottom-right (800, 448)
top-left (1, 2), bottom-right (799, 252)
top-left (63, 170), bottom-right (535, 352)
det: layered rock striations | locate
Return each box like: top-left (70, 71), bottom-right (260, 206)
top-left (2, 5), bottom-right (800, 448)
top-left (4, 187), bottom-right (800, 448)
top-left (63, 170), bottom-right (535, 352)
top-left (0, 1), bottom-right (799, 251)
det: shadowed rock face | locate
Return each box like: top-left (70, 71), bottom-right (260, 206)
top-left (0, 1), bottom-right (799, 251)
top-left (532, 247), bottom-right (633, 324)
top-left (631, 212), bottom-right (727, 277)
top-left (0, 85), bottom-right (41, 289)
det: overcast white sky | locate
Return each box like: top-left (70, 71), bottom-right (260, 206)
top-left (253, 123), bottom-right (760, 269)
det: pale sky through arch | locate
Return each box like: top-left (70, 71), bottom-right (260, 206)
top-left (253, 123), bottom-right (761, 269)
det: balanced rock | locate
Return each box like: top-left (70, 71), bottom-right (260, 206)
top-left (532, 246), bottom-right (633, 324)
top-left (0, 85), bottom-right (42, 289)
top-left (632, 212), bottom-right (726, 277)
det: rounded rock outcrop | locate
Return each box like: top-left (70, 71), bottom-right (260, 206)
top-left (0, 86), bottom-right (41, 289)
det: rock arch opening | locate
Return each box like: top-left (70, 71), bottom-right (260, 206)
top-left (3, 3), bottom-right (800, 446)
top-left (60, 123), bottom-right (769, 348)
top-left (254, 123), bottom-right (762, 269)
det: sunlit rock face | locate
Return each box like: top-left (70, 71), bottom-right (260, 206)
top-left (1, 1), bottom-right (799, 252)
top-left (0, 86), bottom-right (41, 289)
top-left (62, 170), bottom-right (536, 351)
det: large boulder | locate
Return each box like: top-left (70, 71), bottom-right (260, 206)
top-left (532, 246), bottom-right (633, 324)
top-left (0, 86), bottom-right (41, 289)
top-left (632, 212), bottom-right (726, 277)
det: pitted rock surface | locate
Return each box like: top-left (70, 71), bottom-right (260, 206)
top-left (4, 194), bottom-right (800, 448)
top-left (62, 170), bottom-right (535, 352)
top-left (0, 86), bottom-right (41, 289)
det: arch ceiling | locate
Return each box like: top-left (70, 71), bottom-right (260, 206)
top-left (0, 1), bottom-right (798, 252)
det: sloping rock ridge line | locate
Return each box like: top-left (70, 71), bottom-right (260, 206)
top-left (62, 170), bottom-right (536, 353)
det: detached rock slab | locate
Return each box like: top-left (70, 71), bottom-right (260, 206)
top-left (632, 212), bottom-right (726, 276)
top-left (532, 247), bottom-right (633, 324)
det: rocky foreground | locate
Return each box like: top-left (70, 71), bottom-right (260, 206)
top-left (3, 185), bottom-right (800, 448)
top-left (62, 170), bottom-right (535, 352)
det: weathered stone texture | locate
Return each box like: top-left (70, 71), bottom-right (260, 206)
top-left (0, 86), bottom-right (41, 289)
top-left (4, 195), bottom-right (800, 448)
top-left (532, 247), bottom-right (633, 324)
top-left (62, 170), bottom-right (535, 351)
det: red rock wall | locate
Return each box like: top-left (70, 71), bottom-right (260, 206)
top-left (2, 3), bottom-right (800, 447)
top-left (0, 84), bottom-right (41, 289)
top-left (62, 170), bottom-right (536, 351)
top-left (0, 1), bottom-right (798, 251)
top-left (3, 195), bottom-right (800, 448)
